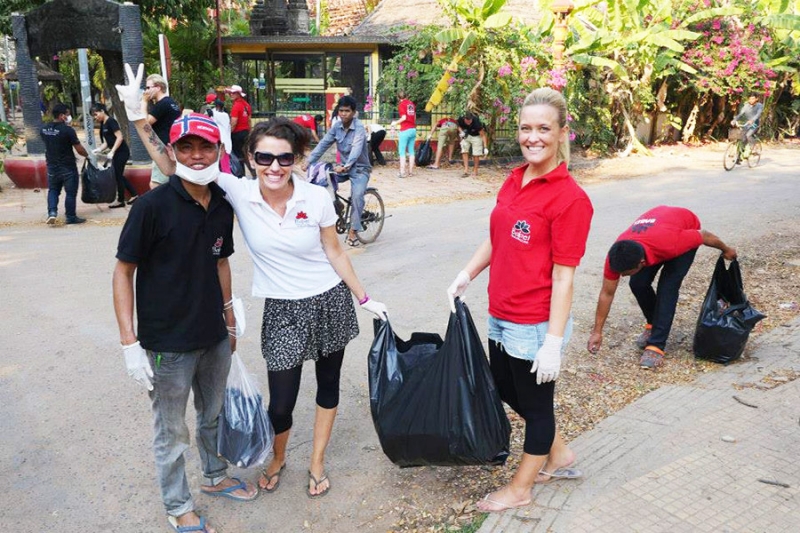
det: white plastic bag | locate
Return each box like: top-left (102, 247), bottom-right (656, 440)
top-left (217, 351), bottom-right (273, 468)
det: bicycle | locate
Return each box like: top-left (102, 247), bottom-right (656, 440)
top-left (328, 171), bottom-right (386, 244)
top-left (723, 122), bottom-right (762, 171)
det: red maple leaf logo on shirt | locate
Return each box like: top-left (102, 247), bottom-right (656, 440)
top-left (296, 211), bottom-right (308, 220)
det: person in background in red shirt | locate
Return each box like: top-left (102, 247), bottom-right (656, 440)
top-left (292, 114), bottom-right (324, 143)
top-left (447, 88), bottom-right (593, 513)
top-left (226, 84), bottom-right (252, 177)
top-left (587, 206), bottom-right (737, 369)
top-left (389, 90), bottom-right (416, 178)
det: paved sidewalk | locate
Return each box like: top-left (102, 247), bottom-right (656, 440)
top-left (480, 319), bottom-right (800, 533)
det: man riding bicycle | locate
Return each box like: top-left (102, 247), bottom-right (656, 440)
top-left (305, 95), bottom-right (371, 247)
top-left (732, 94), bottom-right (763, 153)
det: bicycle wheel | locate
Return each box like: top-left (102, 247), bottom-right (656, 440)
top-left (723, 142), bottom-right (739, 171)
top-left (747, 141), bottom-right (762, 168)
top-left (356, 189), bottom-right (385, 244)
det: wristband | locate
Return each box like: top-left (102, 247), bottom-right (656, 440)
top-left (358, 294), bottom-right (370, 305)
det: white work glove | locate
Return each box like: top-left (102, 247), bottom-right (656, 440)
top-left (92, 147), bottom-right (103, 155)
top-left (122, 340), bottom-right (154, 391)
top-left (459, 130), bottom-right (466, 139)
top-left (483, 147), bottom-right (489, 156)
top-left (107, 150), bottom-right (116, 161)
top-left (447, 270), bottom-right (471, 313)
top-left (530, 334), bottom-right (563, 385)
top-left (115, 63), bottom-right (147, 122)
top-left (360, 297), bottom-right (388, 321)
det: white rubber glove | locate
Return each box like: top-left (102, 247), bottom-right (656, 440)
top-left (115, 63), bottom-right (147, 122)
top-left (530, 334), bottom-right (563, 384)
top-left (360, 297), bottom-right (388, 321)
top-left (447, 270), bottom-right (471, 313)
top-left (483, 147), bottom-right (489, 156)
top-left (122, 340), bottom-right (154, 391)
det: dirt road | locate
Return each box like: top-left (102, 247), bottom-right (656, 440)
top-left (0, 143), bottom-right (798, 532)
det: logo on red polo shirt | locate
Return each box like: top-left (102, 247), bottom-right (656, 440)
top-left (631, 217), bottom-right (656, 234)
top-left (212, 236), bottom-right (223, 256)
top-left (511, 220), bottom-right (531, 244)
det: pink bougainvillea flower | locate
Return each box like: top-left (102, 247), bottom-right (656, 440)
top-left (498, 64), bottom-right (513, 77)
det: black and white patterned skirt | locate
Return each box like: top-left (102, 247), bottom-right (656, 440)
top-left (260, 281), bottom-right (359, 371)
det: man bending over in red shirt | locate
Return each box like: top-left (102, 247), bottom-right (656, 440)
top-left (587, 206), bottom-right (737, 369)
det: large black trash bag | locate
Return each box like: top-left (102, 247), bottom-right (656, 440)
top-left (693, 256), bottom-right (765, 364)
top-left (368, 299), bottom-right (511, 467)
top-left (415, 140), bottom-right (433, 167)
top-left (218, 352), bottom-right (274, 468)
top-left (80, 160), bottom-right (116, 204)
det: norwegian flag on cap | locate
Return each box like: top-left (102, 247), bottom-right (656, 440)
top-left (169, 113), bottom-right (221, 145)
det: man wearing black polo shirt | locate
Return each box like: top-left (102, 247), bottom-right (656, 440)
top-left (40, 103), bottom-right (89, 225)
top-left (112, 82), bottom-right (258, 530)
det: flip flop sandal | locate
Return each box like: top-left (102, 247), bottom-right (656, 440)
top-left (200, 477), bottom-right (258, 502)
top-left (477, 494), bottom-right (531, 513)
top-left (307, 470), bottom-right (331, 499)
top-left (168, 515), bottom-right (210, 533)
top-left (345, 237), bottom-right (361, 247)
top-left (538, 466), bottom-right (583, 483)
top-left (259, 464), bottom-right (285, 493)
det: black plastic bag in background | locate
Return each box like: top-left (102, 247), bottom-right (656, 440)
top-left (217, 352), bottom-right (274, 468)
top-left (368, 299), bottom-right (511, 467)
top-left (414, 140), bottom-right (433, 167)
top-left (80, 160), bottom-right (116, 204)
top-left (693, 256), bottom-right (765, 364)
top-left (229, 152), bottom-right (244, 178)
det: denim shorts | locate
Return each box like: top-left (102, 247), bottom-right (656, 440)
top-left (487, 316), bottom-right (573, 362)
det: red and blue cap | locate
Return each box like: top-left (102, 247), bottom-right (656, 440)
top-left (169, 113), bottom-right (221, 145)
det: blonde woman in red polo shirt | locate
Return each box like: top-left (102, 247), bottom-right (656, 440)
top-left (447, 88), bottom-right (593, 513)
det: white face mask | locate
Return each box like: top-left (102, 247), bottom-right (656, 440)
top-left (64, 115), bottom-right (72, 124)
top-left (176, 157), bottom-right (220, 185)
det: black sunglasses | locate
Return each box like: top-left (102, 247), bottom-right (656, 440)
top-left (253, 151), bottom-right (295, 167)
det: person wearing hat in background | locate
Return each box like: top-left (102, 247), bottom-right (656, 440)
top-left (141, 73), bottom-right (182, 189)
top-left (115, 63), bottom-right (259, 533)
top-left (227, 84), bottom-right (252, 177)
top-left (199, 93), bottom-right (216, 116)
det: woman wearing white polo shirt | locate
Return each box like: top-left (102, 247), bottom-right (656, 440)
top-left (216, 117), bottom-right (387, 499)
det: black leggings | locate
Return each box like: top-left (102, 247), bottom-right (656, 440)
top-left (111, 149), bottom-right (136, 202)
top-left (267, 349), bottom-right (345, 435)
top-left (489, 340), bottom-right (555, 455)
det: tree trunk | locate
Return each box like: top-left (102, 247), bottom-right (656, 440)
top-left (682, 103), bottom-right (699, 143)
top-left (98, 50), bottom-right (129, 144)
top-left (619, 104), bottom-right (652, 156)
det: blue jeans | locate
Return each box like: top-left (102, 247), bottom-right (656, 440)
top-left (147, 338), bottom-right (231, 516)
top-left (47, 167), bottom-right (79, 218)
top-left (348, 167), bottom-right (370, 232)
top-left (487, 316), bottom-right (573, 361)
top-left (629, 248), bottom-right (697, 351)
